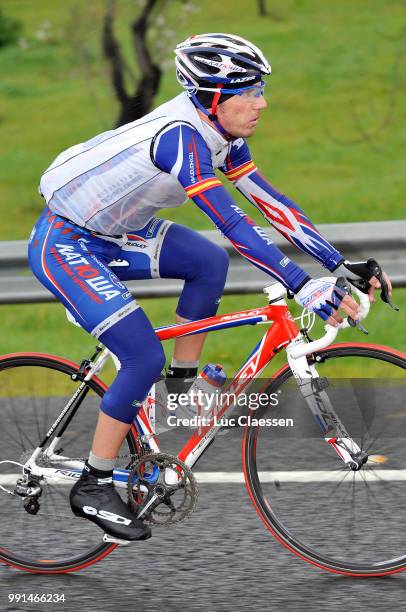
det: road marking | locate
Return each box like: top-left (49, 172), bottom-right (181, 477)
top-left (194, 470), bottom-right (406, 483)
top-left (2, 469), bottom-right (406, 487)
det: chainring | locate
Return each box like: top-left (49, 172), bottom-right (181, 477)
top-left (127, 453), bottom-right (198, 527)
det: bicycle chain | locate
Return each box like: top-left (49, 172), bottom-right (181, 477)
top-left (127, 453), bottom-right (198, 527)
top-left (27, 452), bottom-right (141, 466)
top-left (11, 450), bottom-right (142, 521)
top-left (10, 452), bottom-right (198, 526)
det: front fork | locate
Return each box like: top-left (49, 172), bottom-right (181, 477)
top-left (286, 337), bottom-right (368, 471)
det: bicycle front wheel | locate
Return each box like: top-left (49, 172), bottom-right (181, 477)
top-left (0, 352), bottom-right (138, 573)
top-left (243, 343), bottom-right (406, 576)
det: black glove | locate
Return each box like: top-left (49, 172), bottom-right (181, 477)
top-left (334, 258), bottom-right (398, 310)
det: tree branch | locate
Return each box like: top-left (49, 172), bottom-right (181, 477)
top-left (102, 0), bottom-right (129, 105)
top-left (258, 0), bottom-right (267, 16)
top-left (131, 0), bottom-right (159, 74)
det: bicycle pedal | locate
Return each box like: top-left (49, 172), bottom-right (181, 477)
top-left (102, 533), bottom-right (132, 546)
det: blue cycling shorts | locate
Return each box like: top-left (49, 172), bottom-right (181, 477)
top-left (28, 207), bottom-right (229, 337)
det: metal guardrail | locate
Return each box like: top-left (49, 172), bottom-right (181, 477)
top-left (0, 220), bottom-right (405, 304)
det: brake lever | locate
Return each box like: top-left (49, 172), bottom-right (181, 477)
top-left (347, 316), bottom-right (368, 335)
top-left (381, 288), bottom-right (399, 311)
top-left (335, 276), bottom-right (369, 334)
top-left (366, 258), bottom-right (399, 311)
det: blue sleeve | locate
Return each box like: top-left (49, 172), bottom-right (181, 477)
top-left (152, 123), bottom-right (310, 292)
top-left (219, 139), bottom-right (344, 272)
top-left (153, 121), bottom-right (216, 187)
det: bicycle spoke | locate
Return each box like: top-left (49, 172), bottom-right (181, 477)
top-left (33, 399), bottom-right (45, 446)
top-left (357, 468), bottom-right (389, 515)
top-left (349, 472), bottom-right (357, 541)
top-left (10, 405), bottom-right (36, 451)
top-left (0, 356), bottom-right (131, 571)
top-left (361, 465), bottom-right (404, 503)
top-left (246, 346), bottom-right (406, 573)
top-left (364, 426), bottom-right (390, 455)
top-left (0, 420), bottom-right (28, 452)
top-left (43, 486), bottom-right (72, 524)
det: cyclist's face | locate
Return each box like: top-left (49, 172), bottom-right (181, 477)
top-left (217, 91), bottom-right (267, 138)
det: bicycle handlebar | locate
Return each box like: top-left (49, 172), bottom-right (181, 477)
top-left (287, 278), bottom-right (371, 360)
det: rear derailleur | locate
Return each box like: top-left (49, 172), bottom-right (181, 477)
top-left (14, 474), bottom-right (43, 515)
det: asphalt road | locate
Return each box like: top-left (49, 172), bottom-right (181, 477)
top-left (1, 385), bottom-right (406, 612)
top-left (1, 481), bottom-right (406, 612)
top-left (2, 428), bottom-right (406, 612)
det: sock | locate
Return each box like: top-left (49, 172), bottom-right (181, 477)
top-left (86, 452), bottom-right (115, 477)
top-left (170, 358), bottom-right (200, 370)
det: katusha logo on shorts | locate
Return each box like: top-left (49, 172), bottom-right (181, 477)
top-left (55, 244), bottom-right (121, 301)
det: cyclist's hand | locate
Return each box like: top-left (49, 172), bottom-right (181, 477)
top-left (335, 259), bottom-right (393, 304)
top-left (367, 270), bottom-right (392, 303)
top-left (327, 293), bottom-right (360, 327)
top-left (294, 278), bottom-right (360, 327)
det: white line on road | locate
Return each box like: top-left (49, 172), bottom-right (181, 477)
top-left (195, 470), bottom-right (406, 483)
top-left (1, 469), bottom-right (406, 486)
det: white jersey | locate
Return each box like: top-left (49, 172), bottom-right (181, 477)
top-left (40, 93), bottom-right (230, 235)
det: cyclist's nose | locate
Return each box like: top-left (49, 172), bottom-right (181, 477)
top-left (255, 95), bottom-right (267, 110)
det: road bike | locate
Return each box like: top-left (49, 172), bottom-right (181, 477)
top-left (0, 269), bottom-right (405, 576)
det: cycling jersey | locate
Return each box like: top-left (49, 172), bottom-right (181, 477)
top-left (39, 93), bottom-right (224, 235)
top-left (39, 92), bottom-right (343, 294)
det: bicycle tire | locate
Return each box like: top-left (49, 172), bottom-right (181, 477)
top-left (0, 352), bottom-right (139, 574)
top-left (243, 342), bottom-right (406, 576)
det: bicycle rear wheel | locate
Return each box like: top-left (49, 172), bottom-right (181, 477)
top-left (243, 343), bottom-right (406, 576)
top-left (0, 352), bottom-right (138, 573)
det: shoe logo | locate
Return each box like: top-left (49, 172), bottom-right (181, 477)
top-left (83, 505), bottom-right (132, 525)
top-left (97, 477), bottom-right (113, 485)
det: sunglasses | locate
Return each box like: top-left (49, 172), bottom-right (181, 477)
top-left (197, 80), bottom-right (266, 99)
top-left (231, 80), bottom-right (266, 99)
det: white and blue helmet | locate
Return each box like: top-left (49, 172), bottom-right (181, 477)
top-left (174, 33), bottom-right (271, 92)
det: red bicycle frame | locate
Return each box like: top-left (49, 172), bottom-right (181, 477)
top-left (133, 300), bottom-right (300, 468)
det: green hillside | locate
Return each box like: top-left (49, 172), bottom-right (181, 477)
top-left (0, 1), bottom-right (404, 370)
top-left (1, 0), bottom-right (405, 238)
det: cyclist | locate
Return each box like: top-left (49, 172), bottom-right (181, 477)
top-left (28, 33), bottom-right (391, 542)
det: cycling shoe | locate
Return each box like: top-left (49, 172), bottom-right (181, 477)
top-left (70, 472), bottom-right (151, 541)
